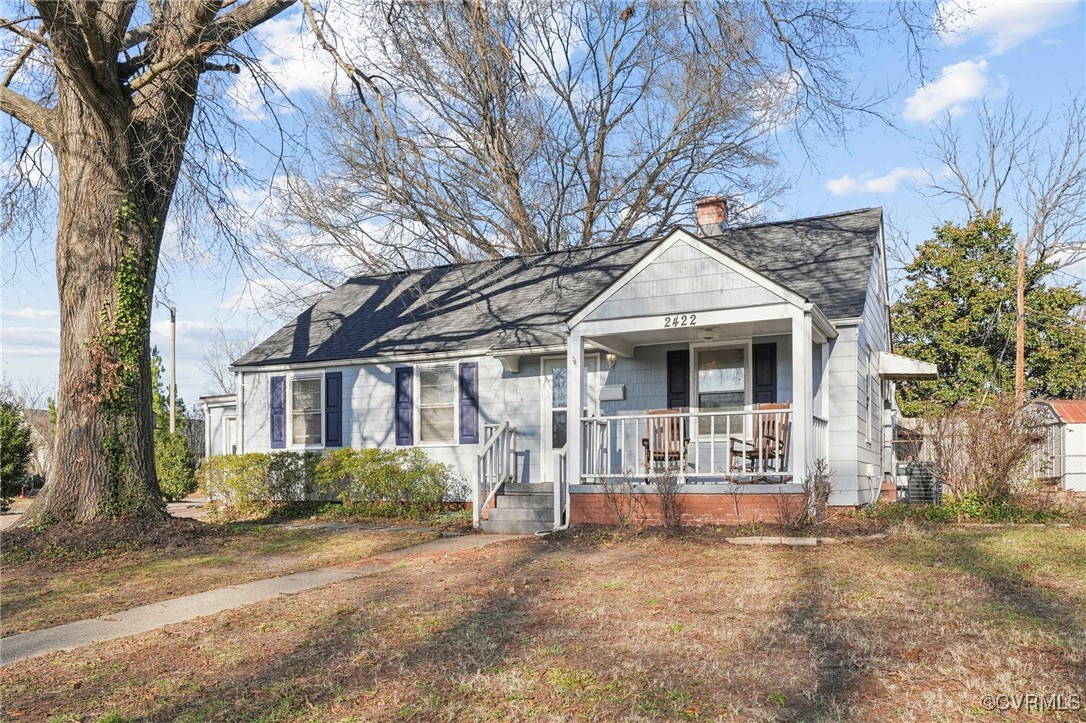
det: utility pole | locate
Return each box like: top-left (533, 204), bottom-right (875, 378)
top-left (1015, 238), bottom-right (1025, 406)
top-left (169, 306), bottom-right (177, 434)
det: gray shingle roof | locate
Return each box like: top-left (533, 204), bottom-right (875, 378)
top-left (233, 207), bottom-right (881, 368)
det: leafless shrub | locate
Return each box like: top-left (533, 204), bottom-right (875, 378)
top-left (599, 471), bottom-right (647, 530)
top-left (774, 459), bottom-right (833, 531)
top-left (920, 396), bottom-right (1044, 505)
top-left (651, 467), bottom-right (684, 528)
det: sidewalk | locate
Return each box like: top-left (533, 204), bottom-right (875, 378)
top-left (0, 533), bottom-right (526, 666)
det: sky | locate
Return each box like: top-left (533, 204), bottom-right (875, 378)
top-left (2, 0), bottom-right (1085, 411)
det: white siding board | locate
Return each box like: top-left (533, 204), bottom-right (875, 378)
top-left (586, 240), bottom-right (784, 321)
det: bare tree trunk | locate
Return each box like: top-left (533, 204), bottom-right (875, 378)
top-left (22, 98), bottom-right (169, 524)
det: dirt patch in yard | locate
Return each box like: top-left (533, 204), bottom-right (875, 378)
top-left (3, 525), bottom-right (1083, 721)
top-left (1, 518), bottom-right (436, 637)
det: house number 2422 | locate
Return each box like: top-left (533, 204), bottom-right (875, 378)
top-left (663, 314), bottom-right (696, 328)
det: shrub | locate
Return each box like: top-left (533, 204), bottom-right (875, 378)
top-left (314, 448), bottom-right (451, 519)
top-left (155, 431), bottom-right (197, 501)
top-left (0, 399), bottom-right (33, 511)
top-left (198, 448), bottom-right (454, 520)
top-left (919, 396), bottom-right (1043, 506)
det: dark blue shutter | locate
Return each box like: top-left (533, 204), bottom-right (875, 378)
top-left (325, 372), bottom-right (342, 447)
top-left (395, 367), bottom-right (413, 446)
top-left (459, 362), bottom-right (479, 444)
top-left (270, 376), bottom-right (286, 449)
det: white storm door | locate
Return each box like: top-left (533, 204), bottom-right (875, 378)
top-left (542, 355), bottom-right (599, 482)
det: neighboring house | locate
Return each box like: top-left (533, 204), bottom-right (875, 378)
top-left (23, 408), bottom-right (52, 489)
top-left (201, 394), bottom-right (238, 457)
top-left (209, 200), bottom-right (936, 531)
top-left (1028, 400), bottom-right (1086, 492)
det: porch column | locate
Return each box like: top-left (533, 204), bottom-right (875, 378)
top-left (791, 309), bottom-right (814, 480)
top-left (561, 330), bottom-right (586, 528)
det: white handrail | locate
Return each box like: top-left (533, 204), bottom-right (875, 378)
top-left (475, 422), bottom-right (517, 528)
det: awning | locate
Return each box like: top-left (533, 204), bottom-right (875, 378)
top-left (878, 352), bottom-right (938, 381)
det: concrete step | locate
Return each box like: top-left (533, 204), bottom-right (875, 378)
top-left (487, 506), bottom-right (553, 523)
top-left (502, 482), bottom-right (554, 495)
top-left (480, 518), bottom-right (552, 534)
top-left (495, 493), bottom-right (553, 510)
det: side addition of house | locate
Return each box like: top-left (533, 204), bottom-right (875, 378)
top-left (203, 201), bottom-right (936, 531)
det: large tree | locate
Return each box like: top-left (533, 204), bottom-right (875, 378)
top-left (0, 0), bottom-right (318, 525)
top-left (270, 0), bottom-right (932, 283)
top-left (892, 211), bottom-right (1086, 416)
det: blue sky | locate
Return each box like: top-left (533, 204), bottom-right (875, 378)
top-left (2, 0), bottom-right (1084, 410)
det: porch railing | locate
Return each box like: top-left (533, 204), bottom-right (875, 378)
top-left (474, 422), bottom-right (517, 528)
top-left (579, 408), bottom-right (794, 483)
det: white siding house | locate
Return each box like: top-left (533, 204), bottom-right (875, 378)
top-left (214, 204), bottom-right (935, 530)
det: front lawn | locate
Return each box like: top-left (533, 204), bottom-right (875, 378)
top-left (1, 518), bottom-right (437, 636)
top-left (2, 524), bottom-right (1084, 720)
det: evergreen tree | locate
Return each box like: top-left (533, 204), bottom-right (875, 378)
top-left (892, 211), bottom-right (1086, 416)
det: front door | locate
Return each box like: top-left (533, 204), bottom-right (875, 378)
top-left (542, 355), bottom-right (600, 482)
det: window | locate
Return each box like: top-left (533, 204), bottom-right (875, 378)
top-left (697, 347), bottom-right (745, 433)
top-left (419, 365), bottom-right (456, 443)
top-left (291, 376), bottom-right (323, 445)
top-left (550, 364), bottom-right (567, 449)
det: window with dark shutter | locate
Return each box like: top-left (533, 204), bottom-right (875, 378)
top-left (459, 362), bottom-right (479, 444)
top-left (395, 367), bottom-right (413, 446)
top-left (325, 372), bottom-right (342, 447)
top-left (270, 376), bottom-right (286, 449)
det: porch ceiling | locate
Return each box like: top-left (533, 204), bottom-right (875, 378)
top-left (588, 317), bottom-right (792, 354)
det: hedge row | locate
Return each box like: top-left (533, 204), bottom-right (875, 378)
top-left (198, 448), bottom-right (464, 519)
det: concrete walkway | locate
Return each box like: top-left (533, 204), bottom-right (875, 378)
top-left (0, 533), bottom-right (525, 666)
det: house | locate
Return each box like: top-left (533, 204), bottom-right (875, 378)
top-left (205, 200), bottom-right (936, 531)
top-left (1027, 400), bottom-right (1086, 492)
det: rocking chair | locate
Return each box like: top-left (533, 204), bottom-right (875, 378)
top-left (729, 403), bottom-right (790, 480)
top-left (642, 409), bottom-right (690, 480)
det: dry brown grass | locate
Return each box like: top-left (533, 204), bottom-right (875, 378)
top-left (2, 525), bottom-right (1084, 721)
top-left (1, 521), bottom-right (435, 636)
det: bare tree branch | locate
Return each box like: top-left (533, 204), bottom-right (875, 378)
top-left (0, 85), bottom-right (56, 142)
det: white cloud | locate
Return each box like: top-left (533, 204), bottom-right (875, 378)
top-left (220, 277), bottom-right (326, 317)
top-left (228, 12), bottom-right (338, 120)
top-left (1, 325), bottom-right (60, 351)
top-left (2, 307), bottom-right (59, 320)
top-left (937, 0), bottom-right (1078, 55)
top-left (826, 167), bottom-right (929, 196)
top-left (904, 59), bottom-right (991, 123)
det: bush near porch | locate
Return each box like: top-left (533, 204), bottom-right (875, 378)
top-left (198, 448), bottom-right (463, 520)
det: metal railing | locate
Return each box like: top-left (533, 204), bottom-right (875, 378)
top-left (579, 407), bottom-right (794, 483)
top-left (474, 422), bottom-right (517, 528)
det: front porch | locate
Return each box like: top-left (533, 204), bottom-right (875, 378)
top-left (563, 302), bottom-right (836, 495)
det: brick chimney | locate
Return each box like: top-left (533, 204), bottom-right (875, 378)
top-left (695, 196), bottom-right (729, 236)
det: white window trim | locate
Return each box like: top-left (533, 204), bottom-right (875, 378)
top-left (689, 339), bottom-right (753, 410)
top-left (414, 362), bottom-right (460, 447)
top-left (223, 415), bottom-right (237, 456)
top-left (287, 370), bottom-right (326, 449)
top-left (688, 340), bottom-right (753, 440)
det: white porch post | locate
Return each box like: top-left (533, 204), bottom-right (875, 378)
top-left (791, 309), bottom-right (814, 480)
top-left (561, 331), bottom-right (585, 528)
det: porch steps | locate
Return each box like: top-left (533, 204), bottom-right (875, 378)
top-left (480, 482), bottom-right (554, 534)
